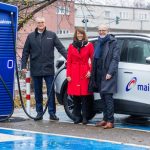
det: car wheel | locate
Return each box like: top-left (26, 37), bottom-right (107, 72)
top-left (63, 91), bottom-right (75, 121)
top-left (63, 90), bottom-right (96, 121)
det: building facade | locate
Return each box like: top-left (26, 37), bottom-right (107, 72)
top-left (17, 0), bottom-right (75, 58)
top-left (75, 3), bottom-right (150, 33)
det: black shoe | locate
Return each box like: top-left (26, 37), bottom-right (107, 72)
top-left (50, 114), bottom-right (59, 121)
top-left (82, 118), bottom-right (88, 125)
top-left (34, 113), bottom-right (43, 121)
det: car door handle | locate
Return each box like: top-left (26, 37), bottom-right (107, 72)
top-left (124, 71), bottom-right (133, 74)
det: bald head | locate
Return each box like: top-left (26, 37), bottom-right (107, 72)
top-left (35, 17), bottom-right (46, 32)
top-left (98, 24), bottom-right (108, 31)
top-left (98, 24), bottom-right (109, 38)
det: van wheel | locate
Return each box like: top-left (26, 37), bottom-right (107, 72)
top-left (63, 91), bottom-right (96, 121)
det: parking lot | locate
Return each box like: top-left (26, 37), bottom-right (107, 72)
top-left (0, 106), bottom-right (150, 149)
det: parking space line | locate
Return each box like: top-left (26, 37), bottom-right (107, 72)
top-left (0, 127), bottom-right (150, 149)
top-left (0, 133), bottom-right (32, 142)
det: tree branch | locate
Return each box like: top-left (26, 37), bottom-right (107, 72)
top-left (18, 0), bottom-right (57, 30)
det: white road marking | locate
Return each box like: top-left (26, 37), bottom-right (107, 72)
top-left (0, 133), bottom-right (32, 142)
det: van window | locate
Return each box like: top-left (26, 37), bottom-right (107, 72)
top-left (117, 39), bottom-right (126, 62)
top-left (127, 39), bottom-right (150, 64)
top-left (117, 39), bottom-right (124, 50)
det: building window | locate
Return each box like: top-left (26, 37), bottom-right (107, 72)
top-left (105, 11), bottom-right (110, 18)
top-left (57, 6), bottom-right (70, 15)
top-left (65, 7), bottom-right (70, 15)
top-left (57, 29), bottom-right (70, 34)
top-left (138, 13), bottom-right (147, 20)
top-left (120, 12), bottom-right (129, 20)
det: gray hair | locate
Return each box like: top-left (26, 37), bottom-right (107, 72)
top-left (98, 24), bottom-right (109, 31)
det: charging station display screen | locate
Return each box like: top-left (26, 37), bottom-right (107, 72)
top-left (0, 3), bottom-right (18, 116)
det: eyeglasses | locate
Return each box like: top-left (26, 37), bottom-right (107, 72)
top-left (37, 22), bottom-right (45, 24)
top-left (98, 30), bottom-right (107, 32)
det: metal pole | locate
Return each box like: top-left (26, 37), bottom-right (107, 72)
top-left (140, 20), bottom-right (143, 30)
top-left (85, 16), bottom-right (87, 32)
top-left (56, 0), bottom-right (59, 33)
top-left (26, 71), bottom-right (31, 114)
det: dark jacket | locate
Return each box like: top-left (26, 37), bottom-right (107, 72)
top-left (21, 28), bottom-right (67, 76)
top-left (88, 34), bottom-right (120, 93)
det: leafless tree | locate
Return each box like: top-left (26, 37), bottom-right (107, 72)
top-left (2, 0), bottom-right (57, 30)
top-left (146, 2), bottom-right (150, 9)
top-left (133, 0), bottom-right (145, 8)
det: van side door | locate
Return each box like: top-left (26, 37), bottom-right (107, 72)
top-left (114, 37), bottom-right (150, 106)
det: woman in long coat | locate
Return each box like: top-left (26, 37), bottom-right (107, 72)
top-left (66, 28), bottom-right (94, 124)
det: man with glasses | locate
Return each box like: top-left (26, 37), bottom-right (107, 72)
top-left (89, 24), bottom-right (120, 129)
top-left (21, 17), bottom-right (67, 121)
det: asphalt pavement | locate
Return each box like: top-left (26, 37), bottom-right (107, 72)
top-left (0, 105), bottom-right (150, 148)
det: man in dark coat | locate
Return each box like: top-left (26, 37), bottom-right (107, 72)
top-left (89, 24), bottom-right (120, 128)
top-left (21, 17), bottom-right (67, 121)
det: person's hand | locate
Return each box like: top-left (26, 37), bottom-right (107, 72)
top-left (106, 74), bottom-right (112, 80)
top-left (67, 76), bottom-right (71, 82)
top-left (86, 71), bottom-right (91, 78)
top-left (22, 69), bottom-right (28, 74)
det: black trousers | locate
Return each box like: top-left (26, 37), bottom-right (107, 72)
top-left (73, 96), bottom-right (88, 119)
top-left (100, 93), bottom-right (114, 123)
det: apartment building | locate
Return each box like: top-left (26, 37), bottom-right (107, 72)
top-left (75, 3), bottom-right (150, 33)
top-left (17, 0), bottom-right (75, 58)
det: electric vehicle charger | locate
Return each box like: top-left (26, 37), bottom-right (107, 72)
top-left (0, 2), bottom-right (17, 122)
top-left (0, 10), bottom-right (66, 121)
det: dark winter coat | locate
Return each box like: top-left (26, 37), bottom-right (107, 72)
top-left (21, 28), bottom-right (67, 76)
top-left (88, 34), bottom-right (120, 93)
top-left (67, 42), bottom-right (94, 96)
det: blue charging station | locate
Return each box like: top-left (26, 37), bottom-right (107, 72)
top-left (0, 2), bottom-right (18, 117)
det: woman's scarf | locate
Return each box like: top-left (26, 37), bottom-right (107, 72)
top-left (94, 34), bottom-right (110, 59)
top-left (72, 40), bottom-right (88, 52)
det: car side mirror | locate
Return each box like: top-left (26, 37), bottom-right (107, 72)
top-left (146, 57), bottom-right (150, 64)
